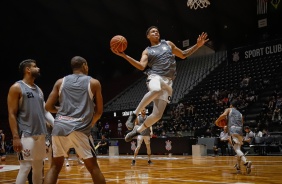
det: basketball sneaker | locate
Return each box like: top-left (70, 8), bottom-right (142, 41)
top-left (245, 161), bottom-right (252, 174)
top-left (125, 125), bottom-right (140, 142)
top-left (148, 160), bottom-right (153, 165)
top-left (65, 160), bottom-right (70, 167)
top-left (234, 163), bottom-right (241, 174)
top-left (131, 160), bottom-right (136, 166)
top-left (126, 113), bottom-right (137, 130)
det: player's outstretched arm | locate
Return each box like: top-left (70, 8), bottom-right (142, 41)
top-left (170, 32), bottom-right (209, 59)
top-left (111, 48), bottom-right (148, 71)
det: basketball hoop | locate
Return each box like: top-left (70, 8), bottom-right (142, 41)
top-left (187, 0), bottom-right (210, 10)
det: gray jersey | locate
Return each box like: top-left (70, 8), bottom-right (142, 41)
top-left (228, 108), bottom-right (243, 135)
top-left (145, 40), bottom-right (176, 80)
top-left (137, 115), bottom-right (151, 136)
top-left (52, 74), bottom-right (94, 136)
top-left (17, 80), bottom-right (47, 137)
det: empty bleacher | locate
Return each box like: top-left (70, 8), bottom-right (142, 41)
top-left (181, 39), bottom-right (282, 131)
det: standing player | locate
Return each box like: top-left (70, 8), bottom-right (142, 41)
top-left (111, 26), bottom-right (209, 142)
top-left (215, 100), bottom-right (252, 174)
top-left (44, 56), bottom-right (105, 184)
top-left (7, 59), bottom-right (54, 184)
top-left (131, 108), bottom-right (153, 166)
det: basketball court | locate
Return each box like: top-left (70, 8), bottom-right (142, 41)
top-left (1, 154), bottom-right (282, 183)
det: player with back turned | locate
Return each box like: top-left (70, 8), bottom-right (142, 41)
top-left (215, 99), bottom-right (252, 174)
top-left (44, 56), bottom-right (105, 184)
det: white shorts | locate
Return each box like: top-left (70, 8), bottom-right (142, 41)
top-left (52, 131), bottom-right (96, 159)
top-left (137, 135), bottom-right (151, 146)
top-left (146, 74), bottom-right (173, 103)
top-left (20, 134), bottom-right (46, 161)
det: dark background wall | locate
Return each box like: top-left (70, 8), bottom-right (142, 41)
top-left (1, 0), bottom-right (281, 139)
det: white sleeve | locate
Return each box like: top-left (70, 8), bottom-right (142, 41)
top-left (43, 101), bottom-right (54, 127)
top-left (45, 111), bottom-right (54, 127)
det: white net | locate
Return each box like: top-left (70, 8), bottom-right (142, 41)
top-left (187, 0), bottom-right (210, 10)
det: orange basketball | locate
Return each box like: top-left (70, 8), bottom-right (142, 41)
top-left (110, 35), bottom-right (127, 52)
top-left (216, 119), bottom-right (227, 128)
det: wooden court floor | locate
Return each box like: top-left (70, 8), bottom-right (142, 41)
top-left (1, 153), bottom-right (282, 184)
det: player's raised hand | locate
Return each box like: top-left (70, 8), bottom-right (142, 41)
top-left (196, 32), bottom-right (209, 47)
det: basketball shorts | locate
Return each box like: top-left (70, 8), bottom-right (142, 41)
top-left (19, 134), bottom-right (46, 161)
top-left (52, 131), bottom-right (96, 159)
top-left (137, 135), bottom-right (150, 146)
top-left (146, 74), bottom-right (173, 103)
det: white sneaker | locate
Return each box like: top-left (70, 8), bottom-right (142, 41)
top-left (65, 160), bottom-right (70, 167)
top-left (126, 113), bottom-right (137, 130)
top-left (125, 125), bottom-right (140, 142)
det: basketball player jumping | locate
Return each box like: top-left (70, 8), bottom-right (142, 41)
top-left (111, 26), bottom-right (208, 142)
